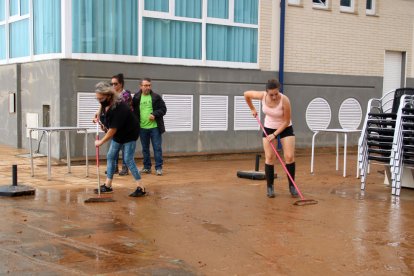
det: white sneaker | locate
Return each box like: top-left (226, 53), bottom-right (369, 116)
top-left (156, 169), bottom-right (163, 176)
top-left (141, 168), bottom-right (152, 174)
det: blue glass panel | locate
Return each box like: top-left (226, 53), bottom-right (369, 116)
top-left (207, 0), bottom-right (228, 19)
top-left (143, 17), bottom-right (201, 59)
top-left (0, 25), bottom-right (5, 59)
top-left (33, 0), bottom-right (61, 54)
top-left (21, 0), bottom-right (29, 14)
top-left (10, 18), bottom-right (29, 58)
top-left (175, 0), bottom-right (201, 18)
top-left (10, 0), bottom-right (18, 16)
top-left (72, 0), bottom-right (138, 55)
top-left (234, 0), bottom-right (258, 24)
top-left (0, 0), bottom-right (5, 21)
top-left (145, 0), bottom-right (168, 12)
top-left (206, 24), bottom-right (257, 63)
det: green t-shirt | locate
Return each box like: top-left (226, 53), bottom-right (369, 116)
top-left (140, 94), bottom-right (158, 129)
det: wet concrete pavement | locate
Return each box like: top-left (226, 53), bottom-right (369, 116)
top-left (0, 144), bottom-right (413, 275)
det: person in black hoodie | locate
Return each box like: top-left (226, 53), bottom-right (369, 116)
top-left (132, 78), bottom-right (167, 176)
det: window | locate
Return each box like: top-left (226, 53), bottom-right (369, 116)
top-left (9, 0), bottom-right (28, 17)
top-left (340, 0), bottom-right (354, 12)
top-left (145, 0), bottom-right (169, 12)
top-left (33, 0), bottom-right (61, 54)
top-left (8, 0), bottom-right (30, 58)
top-left (143, 0), bottom-right (259, 65)
top-left (1, 0), bottom-right (259, 68)
top-left (0, 0), bottom-right (5, 60)
top-left (206, 24), bottom-right (257, 63)
top-left (175, 0), bottom-right (202, 18)
top-left (72, 0), bottom-right (138, 55)
top-left (208, 0), bottom-right (229, 19)
top-left (0, 25), bottom-right (5, 60)
top-left (10, 19), bottom-right (29, 58)
top-left (313, 0), bottom-right (328, 8)
top-left (142, 18), bottom-right (201, 59)
top-left (366, 0), bottom-right (376, 15)
top-left (0, 0), bottom-right (5, 21)
top-left (234, 0), bottom-right (258, 24)
top-left (288, 0), bottom-right (301, 5)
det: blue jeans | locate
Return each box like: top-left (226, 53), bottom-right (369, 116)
top-left (107, 140), bottom-right (141, 180)
top-left (114, 145), bottom-right (126, 167)
top-left (140, 127), bottom-right (163, 170)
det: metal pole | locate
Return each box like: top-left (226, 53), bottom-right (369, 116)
top-left (255, 154), bottom-right (261, 171)
top-left (12, 165), bottom-right (17, 186)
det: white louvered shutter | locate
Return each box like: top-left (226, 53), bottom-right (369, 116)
top-left (163, 94), bottom-right (193, 132)
top-left (199, 95), bottom-right (228, 131)
top-left (77, 92), bottom-right (100, 133)
top-left (234, 96), bottom-right (260, 130)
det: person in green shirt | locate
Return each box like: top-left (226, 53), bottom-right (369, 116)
top-left (132, 78), bottom-right (167, 176)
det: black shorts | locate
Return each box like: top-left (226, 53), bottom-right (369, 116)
top-left (262, 125), bottom-right (295, 139)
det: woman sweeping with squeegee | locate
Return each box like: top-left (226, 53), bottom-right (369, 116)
top-left (93, 81), bottom-right (146, 198)
top-left (244, 79), bottom-right (317, 205)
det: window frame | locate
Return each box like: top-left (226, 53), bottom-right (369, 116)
top-left (366, 0), bottom-right (376, 15)
top-left (312, 0), bottom-right (329, 9)
top-left (313, 0), bottom-right (328, 9)
top-left (139, 0), bottom-right (259, 69)
top-left (287, 0), bottom-right (301, 6)
top-left (7, 0), bottom-right (31, 62)
top-left (340, 0), bottom-right (355, 13)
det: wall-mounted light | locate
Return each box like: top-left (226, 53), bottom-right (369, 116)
top-left (9, 92), bottom-right (16, 114)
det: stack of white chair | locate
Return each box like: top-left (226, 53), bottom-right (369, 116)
top-left (359, 88), bottom-right (414, 195)
top-left (390, 93), bottom-right (414, 196)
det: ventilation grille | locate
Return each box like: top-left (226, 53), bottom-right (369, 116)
top-left (163, 94), bottom-right (193, 132)
top-left (234, 96), bottom-right (260, 130)
top-left (77, 92), bottom-right (100, 133)
top-left (200, 95), bottom-right (228, 131)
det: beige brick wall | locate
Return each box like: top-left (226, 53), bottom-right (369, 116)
top-left (258, 0), bottom-right (279, 71)
top-left (260, 0), bottom-right (414, 77)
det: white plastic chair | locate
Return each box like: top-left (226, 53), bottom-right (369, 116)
top-left (306, 97), bottom-right (362, 177)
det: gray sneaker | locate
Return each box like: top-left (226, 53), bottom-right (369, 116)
top-left (141, 168), bottom-right (152, 174)
top-left (156, 169), bottom-right (163, 176)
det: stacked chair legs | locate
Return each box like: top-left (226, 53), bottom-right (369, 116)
top-left (390, 95), bottom-right (414, 196)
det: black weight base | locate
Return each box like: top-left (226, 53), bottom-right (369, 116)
top-left (0, 185), bottom-right (35, 197)
top-left (237, 171), bottom-right (277, 180)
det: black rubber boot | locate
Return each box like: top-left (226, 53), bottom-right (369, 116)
top-left (286, 162), bottom-right (298, 197)
top-left (265, 164), bottom-right (275, 198)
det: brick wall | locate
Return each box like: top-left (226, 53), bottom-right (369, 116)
top-left (262, 0), bottom-right (414, 77)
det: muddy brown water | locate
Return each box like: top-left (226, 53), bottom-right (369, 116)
top-left (0, 145), bottom-right (413, 275)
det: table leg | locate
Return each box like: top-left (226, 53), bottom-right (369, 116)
top-left (336, 133), bottom-right (339, 171)
top-left (343, 133), bottom-right (347, 177)
top-left (65, 130), bottom-right (71, 173)
top-left (84, 130), bottom-right (89, 177)
top-left (311, 132), bottom-right (318, 174)
top-left (29, 129), bottom-right (34, 177)
top-left (47, 131), bottom-right (52, 181)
